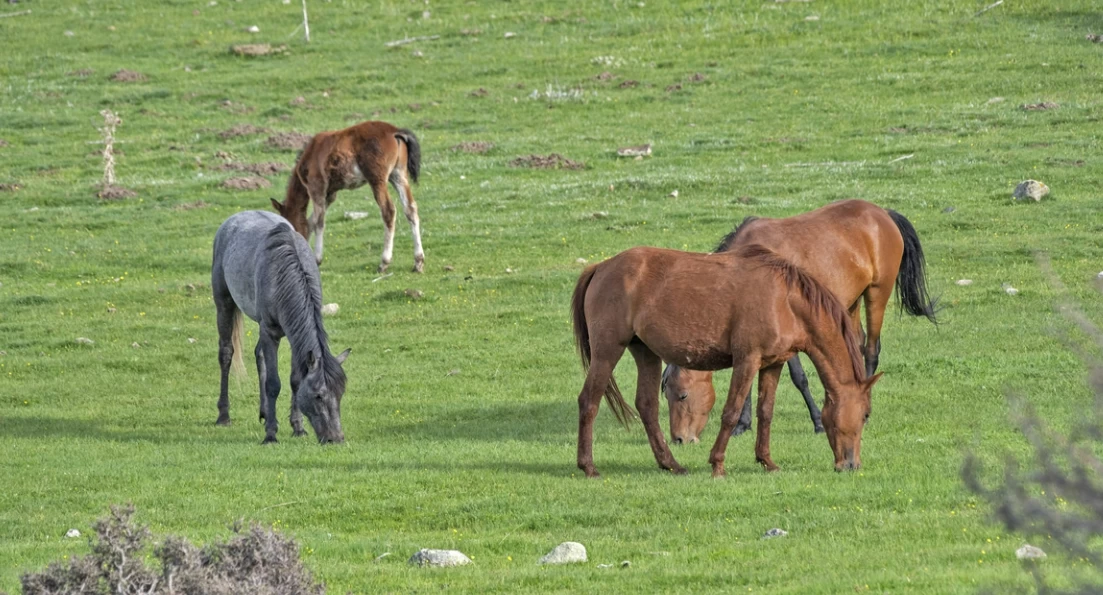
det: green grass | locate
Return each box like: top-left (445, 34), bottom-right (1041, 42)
top-left (2, 0), bottom-right (1103, 592)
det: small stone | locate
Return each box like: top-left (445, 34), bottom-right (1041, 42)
top-left (1097, 271), bottom-right (1103, 279)
top-left (0, 351), bottom-right (6, 356)
top-left (956, 279), bottom-right (973, 286)
top-left (1013, 180), bottom-right (1049, 202)
top-left (986, 97), bottom-right (1005, 105)
top-left (64, 30), bottom-right (74, 37)
top-left (403, 289), bottom-right (423, 300)
top-left (597, 563), bottom-right (613, 569)
top-left (131, 342), bottom-right (140, 348)
top-left (617, 143), bottom-right (652, 157)
top-left (107, 307), bottom-right (116, 313)
top-left (246, 25), bottom-right (260, 33)
top-left (65, 529), bottom-right (81, 538)
top-left (1002, 283), bottom-right (1019, 296)
top-left (446, 368), bottom-right (460, 376)
top-left (539, 542), bottom-right (587, 564)
top-left (504, 31), bottom-right (517, 38)
top-left (576, 258), bottom-right (588, 265)
top-left (804, 15), bottom-right (819, 21)
top-left (942, 206), bottom-right (956, 213)
top-left (443, 265), bottom-right (455, 272)
top-left (290, 96), bottom-right (307, 106)
top-left (1016, 544), bottom-right (1046, 561)
top-left (75, 337), bottom-right (94, 345)
top-left (344, 211), bottom-right (371, 220)
top-left (620, 560), bottom-right (631, 568)
top-left (505, 268), bottom-right (514, 274)
top-left (321, 303), bottom-right (340, 316)
top-left (411, 50), bottom-right (424, 58)
top-left (762, 528), bottom-right (788, 539)
top-left (408, 548), bottom-right (472, 567)
top-left (591, 211), bottom-right (608, 219)
top-left (422, 10), bottom-right (430, 19)
top-left (187, 337), bottom-right (197, 344)
top-left (669, 189), bottom-right (679, 198)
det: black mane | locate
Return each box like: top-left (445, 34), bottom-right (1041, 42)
top-left (713, 216), bottom-right (760, 253)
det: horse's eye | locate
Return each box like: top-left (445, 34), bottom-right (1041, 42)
top-left (678, 393), bottom-right (688, 402)
top-left (316, 394), bottom-right (323, 401)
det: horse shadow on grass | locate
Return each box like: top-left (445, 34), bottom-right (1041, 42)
top-left (0, 415), bottom-right (249, 445)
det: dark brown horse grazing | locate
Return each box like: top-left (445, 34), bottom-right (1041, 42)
top-left (271, 121), bottom-right (424, 273)
top-left (664, 200), bottom-right (937, 444)
top-left (571, 243), bottom-right (882, 477)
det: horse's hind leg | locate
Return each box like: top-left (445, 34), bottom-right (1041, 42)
top-left (754, 364), bottom-right (784, 472)
top-left (576, 345), bottom-right (626, 479)
top-left (308, 195), bottom-right (330, 265)
top-left (787, 355), bottom-right (824, 433)
top-left (213, 290), bottom-right (237, 426)
top-left (255, 332), bottom-right (282, 444)
top-left (863, 288), bottom-right (890, 376)
top-left (370, 181), bottom-right (398, 273)
top-left (708, 359), bottom-right (759, 478)
top-left (628, 343), bottom-right (685, 474)
top-left (390, 170), bottom-right (424, 273)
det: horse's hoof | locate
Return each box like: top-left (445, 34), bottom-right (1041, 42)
top-left (731, 424), bottom-right (750, 437)
top-left (292, 429), bottom-right (307, 438)
top-left (413, 259), bottom-right (424, 273)
top-left (262, 436), bottom-right (278, 445)
top-left (813, 425), bottom-right (825, 434)
top-left (215, 416), bottom-right (231, 426)
top-left (670, 466), bottom-right (688, 476)
top-left (377, 263), bottom-right (390, 274)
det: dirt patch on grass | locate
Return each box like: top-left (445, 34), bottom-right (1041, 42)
top-left (219, 124), bottom-right (269, 139)
top-left (451, 141), bottom-right (494, 154)
top-left (595, 71), bottom-right (615, 81)
top-left (509, 154), bottom-right (584, 170)
top-left (665, 83), bottom-right (683, 93)
top-left (98, 185), bottom-right (137, 200)
top-left (0, 182), bottom-right (22, 192)
top-left (0, 139), bottom-right (8, 147)
top-left (172, 200), bottom-right (211, 211)
top-left (222, 176), bottom-right (272, 190)
top-left (470, 88), bottom-right (489, 97)
top-left (266, 132), bottom-right (313, 151)
top-left (219, 161), bottom-right (289, 175)
top-left (1021, 101), bottom-right (1059, 111)
top-left (619, 80), bottom-right (639, 88)
top-left (110, 69), bottom-right (147, 83)
top-left (230, 43), bottom-right (288, 57)
top-left (68, 68), bottom-right (94, 78)
top-left (688, 72), bottom-right (707, 82)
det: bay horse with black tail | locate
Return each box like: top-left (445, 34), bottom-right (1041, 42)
top-left (212, 210), bottom-right (351, 444)
top-left (664, 200), bottom-right (937, 445)
top-left (571, 243), bottom-right (881, 477)
top-left (270, 121), bottom-right (424, 273)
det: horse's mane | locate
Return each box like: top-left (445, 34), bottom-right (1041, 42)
top-left (264, 226), bottom-right (347, 393)
top-left (660, 364), bottom-right (680, 392)
top-left (738, 243), bottom-right (866, 383)
top-left (714, 216), bottom-right (760, 253)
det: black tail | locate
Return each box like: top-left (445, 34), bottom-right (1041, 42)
top-left (571, 265), bottom-right (635, 427)
top-left (395, 129), bottom-right (421, 184)
top-left (888, 210), bottom-right (939, 323)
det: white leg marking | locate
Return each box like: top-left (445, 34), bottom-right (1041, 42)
top-left (395, 181), bottom-right (424, 260)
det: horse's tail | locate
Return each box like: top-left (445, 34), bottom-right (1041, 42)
top-left (571, 264), bottom-right (635, 427)
top-left (230, 309), bottom-right (246, 379)
top-left (887, 210), bottom-right (939, 324)
top-left (394, 129), bottom-right (421, 184)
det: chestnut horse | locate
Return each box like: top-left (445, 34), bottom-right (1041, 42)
top-left (571, 243), bottom-right (881, 477)
top-left (663, 200), bottom-right (937, 444)
top-left (271, 121), bottom-right (424, 273)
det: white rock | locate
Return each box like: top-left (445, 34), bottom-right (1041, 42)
top-left (504, 31), bottom-right (517, 38)
top-left (669, 189), bottom-right (679, 198)
top-left (1002, 283), bottom-right (1019, 296)
top-left (246, 25), bottom-right (260, 33)
top-left (1013, 180), bottom-right (1049, 202)
top-left (956, 279), bottom-right (973, 286)
top-left (987, 97), bottom-right (1005, 105)
top-left (762, 528), bottom-right (788, 539)
top-left (408, 548), bottom-right (472, 567)
top-left (321, 303), bottom-right (339, 316)
top-left (805, 15), bottom-right (820, 21)
top-left (539, 541), bottom-right (587, 564)
top-left (576, 258), bottom-right (588, 265)
top-left (1096, 271), bottom-right (1103, 279)
top-left (75, 337), bottom-right (94, 345)
top-left (1016, 544), bottom-right (1046, 561)
top-left (187, 337), bottom-right (197, 344)
top-left (65, 528), bottom-right (81, 539)
top-left (344, 211), bottom-right (371, 220)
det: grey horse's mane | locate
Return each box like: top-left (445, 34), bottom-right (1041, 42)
top-left (264, 226), bottom-right (347, 393)
top-left (713, 216), bottom-right (760, 253)
top-left (660, 364), bottom-right (680, 392)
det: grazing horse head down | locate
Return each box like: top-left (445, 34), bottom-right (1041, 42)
top-left (661, 364), bottom-right (714, 444)
top-left (294, 347), bottom-right (350, 444)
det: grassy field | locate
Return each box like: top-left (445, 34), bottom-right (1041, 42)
top-left (2, 0), bottom-right (1102, 592)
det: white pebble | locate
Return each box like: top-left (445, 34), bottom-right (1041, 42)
top-left (576, 258), bottom-right (588, 265)
top-left (669, 190), bottom-right (679, 198)
top-left (321, 303), bottom-right (339, 316)
top-left (504, 32), bottom-right (517, 38)
top-left (75, 337), bottom-right (94, 345)
top-left (344, 211), bottom-right (370, 220)
top-left (1016, 544), bottom-right (1046, 560)
top-left (65, 529), bottom-right (81, 538)
top-left (187, 337), bottom-right (197, 344)
top-left (246, 25), bottom-right (260, 33)
top-left (955, 279), bottom-right (973, 286)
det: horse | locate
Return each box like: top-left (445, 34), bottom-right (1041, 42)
top-left (211, 210), bottom-right (351, 444)
top-left (571, 242), bottom-right (882, 477)
top-left (663, 200), bottom-right (937, 445)
top-left (270, 121), bottom-right (424, 273)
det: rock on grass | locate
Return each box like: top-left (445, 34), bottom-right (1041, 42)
top-left (539, 542), bottom-right (587, 564)
top-left (407, 549), bottom-right (471, 567)
top-left (509, 154), bottom-right (584, 170)
top-left (221, 177), bottom-right (271, 191)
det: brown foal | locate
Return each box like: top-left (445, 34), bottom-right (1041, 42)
top-left (570, 243), bottom-right (881, 478)
top-left (271, 121), bottom-right (424, 273)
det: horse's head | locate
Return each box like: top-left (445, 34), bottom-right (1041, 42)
top-left (270, 198), bottom-right (309, 237)
top-left (294, 348), bottom-right (351, 444)
top-left (821, 372), bottom-right (881, 471)
top-left (663, 365), bottom-right (715, 445)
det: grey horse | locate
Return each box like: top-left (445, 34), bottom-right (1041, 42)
top-left (211, 210), bottom-right (350, 444)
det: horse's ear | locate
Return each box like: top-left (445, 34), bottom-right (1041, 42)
top-left (270, 198), bottom-right (284, 213)
top-left (864, 372), bottom-right (884, 392)
top-left (335, 348), bottom-right (351, 365)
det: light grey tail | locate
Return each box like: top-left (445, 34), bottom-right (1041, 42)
top-left (230, 310), bottom-right (246, 379)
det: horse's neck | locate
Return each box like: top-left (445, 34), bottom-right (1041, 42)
top-left (801, 323), bottom-right (861, 394)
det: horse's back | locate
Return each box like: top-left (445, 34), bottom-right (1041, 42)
top-left (212, 210), bottom-right (296, 321)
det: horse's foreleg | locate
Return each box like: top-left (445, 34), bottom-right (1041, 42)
top-left (708, 359), bottom-right (759, 478)
top-left (392, 174), bottom-right (424, 273)
top-left (863, 288), bottom-right (889, 377)
top-left (372, 182), bottom-right (397, 273)
top-left (576, 346), bottom-right (626, 479)
top-left (214, 298), bottom-right (236, 426)
top-left (255, 335), bottom-right (282, 444)
top-left (787, 355), bottom-right (824, 433)
top-left (628, 344), bottom-right (685, 475)
top-left (289, 368), bottom-right (306, 437)
top-left (309, 199), bottom-right (327, 265)
top-left (754, 364), bottom-right (784, 471)
top-left (732, 385), bottom-right (754, 436)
